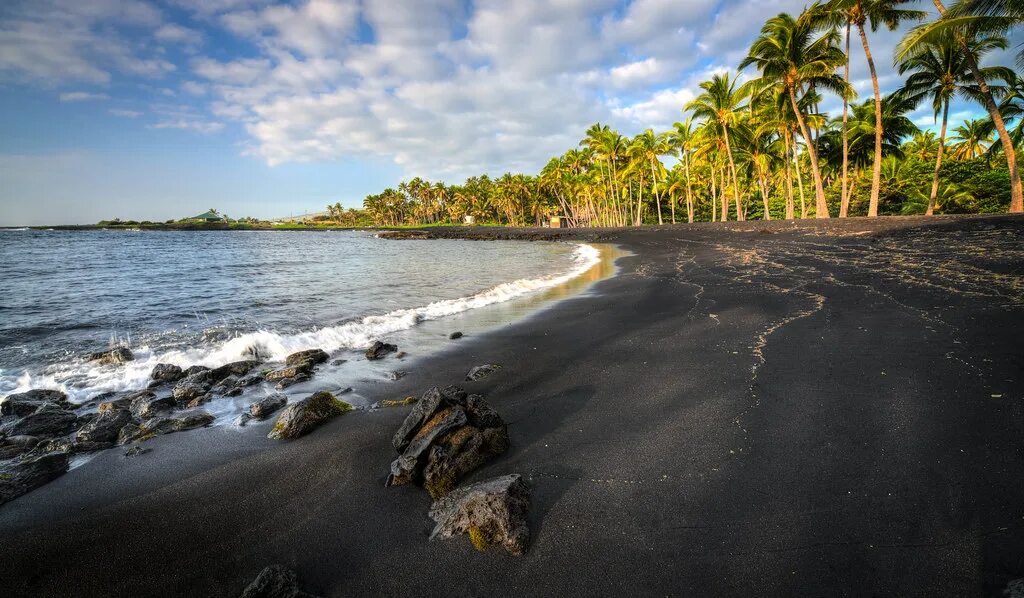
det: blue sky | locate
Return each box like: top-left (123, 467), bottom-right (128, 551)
top-left (0, 0), bottom-right (1018, 225)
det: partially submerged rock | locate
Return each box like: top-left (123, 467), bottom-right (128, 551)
top-left (365, 341), bottom-right (397, 360)
top-left (150, 363), bottom-right (184, 383)
top-left (285, 349), bottom-right (329, 367)
top-left (386, 386), bottom-right (510, 498)
top-left (449, 331), bottom-right (464, 340)
top-left (380, 396), bottom-right (417, 408)
top-left (210, 360), bottom-right (262, 381)
top-left (119, 410), bottom-right (215, 444)
top-left (87, 347), bottom-right (134, 365)
top-left (1, 389), bottom-right (71, 416)
top-left (267, 391), bottom-right (352, 440)
top-left (0, 451), bottom-right (70, 507)
top-left (428, 474), bottom-right (530, 556)
top-left (130, 393), bottom-right (176, 419)
top-left (466, 364), bottom-right (501, 382)
top-left (239, 564), bottom-right (318, 598)
top-left (249, 394), bottom-right (287, 420)
top-left (265, 366), bottom-right (312, 382)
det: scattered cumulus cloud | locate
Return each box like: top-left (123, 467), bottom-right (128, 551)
top-left (152, 119), bottom-right (225, 134)
top-left (59, 91), bottom-right (109, 102)
top-left (109, 108), bottom-right (143, 118)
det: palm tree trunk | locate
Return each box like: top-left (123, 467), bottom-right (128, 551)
top-left (720, 164), bottom-right (728, 221)
top-left (650, 160), bottom-right (664, 225)
top-left (857, 23), bottom-right (884, 218)
top-left (841, 20), bottom-right (852, 218)
top-left (788, 87), bottom-right (829, 218)
top-left (931, 0), bottom-right (1022, 212)
top-left (760, 175), bottom-right (771, 220)
top-left (711, 162), bottom-right (718, 222)
top-left (684, 149), bottom-right (695, 223)
top-left (927, 100), bottom-right (950, 216)
top-left (722, 126), bottom-right (744, 221)
top-left (784, 133), bottom-right (796, 220)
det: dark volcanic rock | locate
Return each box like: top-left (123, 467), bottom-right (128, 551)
top-left (331, 359), bottom-right (347, 367)
top-left (97, 396), bottom-right (133, 413)
top-left (237, 373), bottom-right (264, 387)
top-left (365, 341), bottom-right (397, 360)
top-left (428, 474), bottom-right (530, 556)
top-left (466, 364), bottom-right (501, 382)
top-left (386, 386), bottom-right (508, 497)
top-left (264, 365), bottom-right (313, 382)
top-left (274, 374), bottom-right (312, 391)
top-left (150, 363), bottom-right (184, 383)
top-left (391, 386), bottom-right (468, 453)
top-left (119, 410), bottom-right (215, 444)
top-left (172, 372), bottom-right (214, 404)
top-left (249, 394), bottom-right (287, 420)
top-left (0, 452), bottom-right (70, 507)
top-left (239, 564), bottom-right (318, 598)
top-left (449, 331), bottom-right (464, 339)
top-left (182, 365), bottom-right (210, 377)
top-left (1, 390), bottom-right (70, 416)
top-left (130, 394), bottom-right (176, 419)
top-left (285, 349), bottom-right (329, 367)
top-left (124, 446), bottom-right (150, 458)
top-left (0, 435), bottom-right (40, 460)
top-left (3, 406), bottom-right (78, 439)
top-left (267, 391), bottom-right (351, 440)
top-left (76, 409), bottom-right (134, 444)
top-left (87, 347), bottom-right (133, 365)
top-left (40, 437), bottom-right (113, 454)
top-left (210, 360), bottom-right (261, 381)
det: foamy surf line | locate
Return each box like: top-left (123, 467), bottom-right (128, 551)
top-left (2, 243), bottom-right (603, 404)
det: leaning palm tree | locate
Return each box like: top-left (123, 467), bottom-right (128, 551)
top-left (898, 34), bottom-right (1010, 214)
top-left (687, 73), bottom-right (748, 221)
top-left (949, 118), bottom-right (995, 158)
top-left (740, 10), bottom-right (850, 218)
top-left (828, 0), bottom-right (926, 217)
top-left (898, 0), bottom-right (1023, 212)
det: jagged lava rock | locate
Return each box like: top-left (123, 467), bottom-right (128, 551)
top-left (150, 363), bottom-right (184, 383)
top-left (1, 390), bottom-right (71, 416)
top-left (2, 405), bottom-right (78, 439)
top-left (267, 391), bottom-right (351, 440)
top-left (249, 394), bottom-right (287, 419)
top-left (428, 474), bottom-right (530, 556)
top-left (87, 347), bottom-right (134, 365)
top-left (0, 452), bottom-right (70, 507)
top-left (76, 408), bottom-right (134, 444)
top-left (466, 364), bottom-right (501, 382)
top-left (365, 341), bottom-right (397, 360)
top-left (239, 564), bottom-right (318, 598)
top-left (285, 349), bottom-right (329, 367)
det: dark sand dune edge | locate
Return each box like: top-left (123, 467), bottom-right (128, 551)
top-left (2, 214), bottom-right (1023, 597)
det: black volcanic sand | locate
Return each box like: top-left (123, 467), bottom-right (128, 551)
top-left (2, 215), bottom-right (1023, 596)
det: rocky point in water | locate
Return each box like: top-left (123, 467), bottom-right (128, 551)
top-left (365, 341), bottom-right (398, 360)
top-left (87, 347), bottom-right (134, 366)
top-left (267, 391), bottom-right (352, 440)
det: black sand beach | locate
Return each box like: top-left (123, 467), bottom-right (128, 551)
top-left (2, 215), bottom-right (1023, 596)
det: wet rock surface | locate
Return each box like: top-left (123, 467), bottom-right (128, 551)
top-left (150, 363), bottom-right (184, 383)
top-left (0, 390), bottom-right (71, 416)
top-left (0, 451), bottom-right (70, 507)
top-left (285, 349), bottom-right (329, 367)
top-left (386, 386), bottom-right (509, 498)
top-left (428, 474), bottom-right (530, 556)
top-left (75, 409), bottom-right (133, 444)
top-left (267, 391), bottom-right (352, 440)
top-left (249, 394), bottom-right (287, 420)
top-left (2, 405), bottom-right (78, 439)
top-left (239, 564), bottom-right (318, 598)
top-left (365, 341), bottom-right (397, 360)
top-left (466, 364), bottom-right (501, 382)
top-left (87, 347), bottom-right (134, 365)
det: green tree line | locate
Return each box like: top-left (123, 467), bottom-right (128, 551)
top-left (341, 0), bottom-right (1022, 227)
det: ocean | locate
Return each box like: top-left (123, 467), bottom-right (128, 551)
top-left (0, 229), bottom-right (603, 420)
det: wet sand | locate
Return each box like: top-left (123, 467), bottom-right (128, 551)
top-left (2, 214), bottom-right (1023, 596)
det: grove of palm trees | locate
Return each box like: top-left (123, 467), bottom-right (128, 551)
top-left (357, 0), bottom-right (1023, 227)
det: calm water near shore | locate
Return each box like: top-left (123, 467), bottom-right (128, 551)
top-left (0, 229), bottom-right (613, 421)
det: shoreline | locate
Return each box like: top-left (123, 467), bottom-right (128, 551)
top-left (2, 214), bottom-right (1023, 596)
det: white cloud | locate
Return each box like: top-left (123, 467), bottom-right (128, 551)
top-left (59, 91), bottom-right (109, 102)
top-left (221, 0), bottom-right (359, 57)
top-left (153, 119), bottom-right (225, 134)
top-left (155, 23), bottom-right (203, 46)
top-left (109, 108), bottom-right (143, 118)
top-left (181, 80), bottom-right (208, 96)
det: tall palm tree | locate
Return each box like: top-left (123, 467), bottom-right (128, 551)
top-left (898, 0), bottom-right (1023, 212)
top-left (628, 129), bottom-right (672, 225)
top-left (898, 34), bottom-right (1010, 214)
top-left (669, 118), bottom-right (698, 223)
top-left (741, 10), bottom-right (850, 218)
top-left (949, 118), bottom-right (995, 158)
top-left (829, 0), bottom-right (926, 217)
top-left (687, 72), bottom-right (748, 221)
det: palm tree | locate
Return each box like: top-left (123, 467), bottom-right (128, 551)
top-left (949, 118), bottom-right (994, 158)
top-left (741, 10), bottom-right (850, 218)
top-left (669, 118), bottom-right (698, 223)
top-left (687, 73), bottom-right (748, 221)
top-left (898, 0), bottom-right (1023, 212)
top-left (898, 34), bottom-right (1009, 214)
top-left (828, 0), bottom-right (926, 217)
top-left (905, 131), bottom-right (940, 160)
top-left (628, 129), bottom-right (672, 225)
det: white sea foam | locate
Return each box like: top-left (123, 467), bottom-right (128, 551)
top-left (2, 243), bottom-right (602, 404)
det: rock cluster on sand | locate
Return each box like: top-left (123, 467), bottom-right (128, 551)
top-left (264, 349), bottom-right (331, 390)
top-left (239, 565), bottom-right (318, 598)
top-left (267, 391), bottom-right (351, 440)
top-left (249, 394), bottom-right (288, 420)
top-left (428, 474), bottom-right (531, 556)
top-left (386, 385), bottom-right (510, 498)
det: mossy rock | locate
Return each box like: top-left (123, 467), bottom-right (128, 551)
top-left (268, 391), bottom-right (352, 440)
